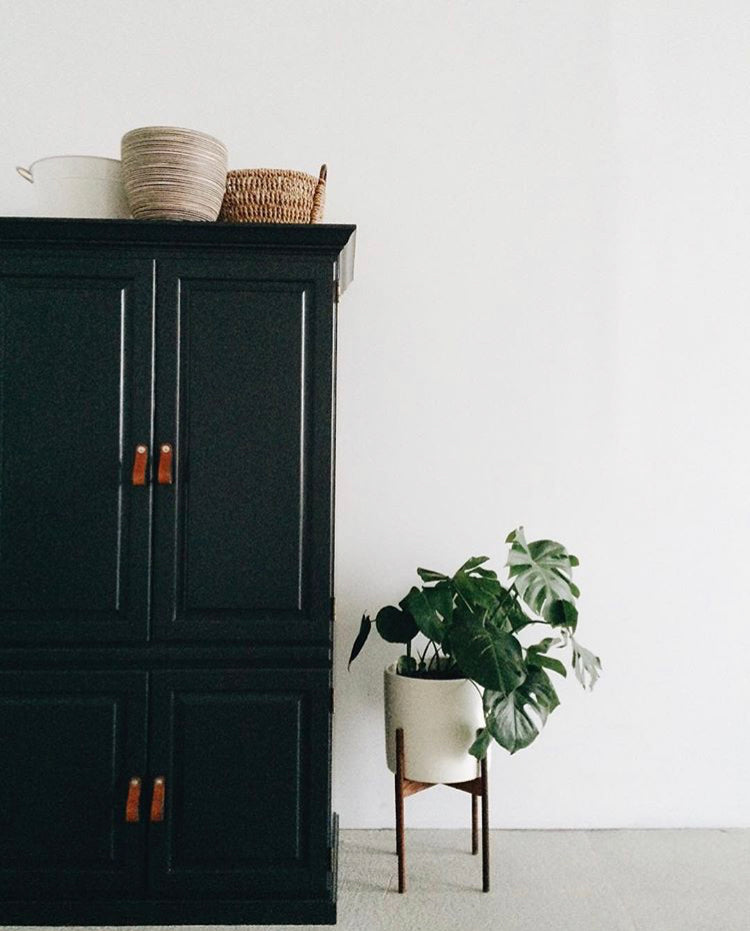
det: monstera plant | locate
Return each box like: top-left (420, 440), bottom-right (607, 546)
top-left (349, 527), bottom-right (601, 757)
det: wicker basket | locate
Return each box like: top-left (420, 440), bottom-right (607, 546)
top-left (218, 164), bottom-right (326, 224)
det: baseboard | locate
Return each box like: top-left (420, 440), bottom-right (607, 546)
top-left (0, 894), bottom-right (337, 926)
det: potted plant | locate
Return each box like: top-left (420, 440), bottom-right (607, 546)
top-left (349, 527), bottom-right (601, 784)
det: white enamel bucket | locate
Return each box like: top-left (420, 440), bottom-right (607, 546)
top-left (16, 156), bottom-right (131, 218)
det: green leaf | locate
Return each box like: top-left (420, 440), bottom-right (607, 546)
top-left (506, 526), bottom-right (579, 616)
top-left (526, 636), bottom-right (567, 678)
top-left (527, 636), bottom-right (558, 654)
top-left (453, 571), bottom-right (503, 611)
top-left (571, 638), bottom-right (602, 690)
top-left (451, 602), bottom-right (482, 632)
top-left (473, 566), bottom-right (498, 580)
top-left (527, 666), bottom-right (560, 719)
top-left (449, 623), bottom-right (525, 694)
top-left (456, 556), bottom-right (490, 574)
top-left (396, 654), bottom-right (417, 675)
top-left (469, 727), bottom-right (492, 760)
top-left (485, 605), bottom-right (512, 636)
top-left (426, 582), bottom-right (454, 623)
top-left (483, 667), bottom-right (560, 754)
top-left (528, 654), bottom-right (567, 678)
top-left (417, 567), bottom-right (449, 583)
top-left (488, 588), bottom-right (533, 633)
top-left (375, 606), bottom-right (418, 644)
top-left (400, 586), bottom-right (446, 642)
top-left (543, 599), bottom-right (579, 631)
top-left (483, 688), bottom-right (537, 754)
top-left (348, 614), bottom-right (372, 668)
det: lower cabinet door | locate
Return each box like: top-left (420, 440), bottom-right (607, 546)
top-left (0, 670), bottom-right (148, 899)
top-left (148, 668), bottom-right (331, 899)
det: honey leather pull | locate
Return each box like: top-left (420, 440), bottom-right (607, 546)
top-left (157, 443), bottom-right (173, 485)
top-left (132, 444), bottom-right (148, 486)
top-left (125, 777), bottom-right (141, 823)
top-left (150, 776), bottom-right (166, 822)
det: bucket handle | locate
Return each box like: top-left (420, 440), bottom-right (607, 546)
top-left (16, 166), bottom-right (33, 183)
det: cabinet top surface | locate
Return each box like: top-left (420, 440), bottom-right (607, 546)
top-left (0, 216), bottom-right (356, 253)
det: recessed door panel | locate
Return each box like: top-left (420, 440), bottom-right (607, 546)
top-left (148, 667), bottom-right (331, 898)
top-left (184, 285), bottom-right (305, 612)
top-left (0, 669), bottom-right (148, 898)
top-left (0, 254), bottom-right (154, 642)
top-left (153, 258), bottom-right (336, 642)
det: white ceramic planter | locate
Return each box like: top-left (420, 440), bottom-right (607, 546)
top-left (384, 663), bottom-right (488, 784)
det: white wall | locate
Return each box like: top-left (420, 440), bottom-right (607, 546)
top-left (1, 0), bottom-right (747, 828)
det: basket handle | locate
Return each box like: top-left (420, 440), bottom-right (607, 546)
top-left (311, 165), bottom-right (327, 223)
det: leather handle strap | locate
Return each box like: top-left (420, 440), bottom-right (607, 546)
top-left (150, 776), bottom-right (166, 822)
top-left (157, 443), bottom-right (173, 485)
top-left (125, 777), bottom-right (141, 823)
top-left (132, 444), bottom-right (148, 486)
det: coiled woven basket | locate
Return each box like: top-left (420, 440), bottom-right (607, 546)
top-left (218, 164), bottom-right (326, 223)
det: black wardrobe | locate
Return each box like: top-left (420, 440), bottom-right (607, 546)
top-left (0, 217), bottom-right (355, 925)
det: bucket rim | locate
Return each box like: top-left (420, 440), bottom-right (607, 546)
top-left (24, 155), bottom-right (122, 173)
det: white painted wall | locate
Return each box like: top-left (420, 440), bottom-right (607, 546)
top-left (1, 0), bottom-right (748, 828)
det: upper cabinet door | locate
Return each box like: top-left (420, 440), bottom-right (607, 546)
top-left (152, 256), bottom-right (336, 643)
top-left (0, 253), bottom-right (154, 643)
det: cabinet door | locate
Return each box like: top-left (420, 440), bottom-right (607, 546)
top-left (0, 253), bottom-right (154, 643)
top-left (148, 668), bottom-right (331, 899)
top-left (0, 669), bottom-right (148, 898)
top-left (152, 257), bottom-right (336, 643)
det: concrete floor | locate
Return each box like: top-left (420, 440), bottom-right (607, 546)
top-left (7, 829), bottom-right (750, 931)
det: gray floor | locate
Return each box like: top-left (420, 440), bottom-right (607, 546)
top-left (333, 830), bottom-right (750, 931)
top-left (7, 829), bottom-right (750, 931)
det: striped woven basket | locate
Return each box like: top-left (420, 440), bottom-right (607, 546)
top-left (218, 164), bottom-right (326, 223)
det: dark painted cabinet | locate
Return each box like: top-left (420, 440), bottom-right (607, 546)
top-left (0, 218), bottom-right (355, 926)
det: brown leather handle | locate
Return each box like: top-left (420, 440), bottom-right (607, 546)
top-left (157, 443), bottom-right (173, 485)
top-left (150, 776), bottom-right (166, 822)
top-left (125, 776), bottom-right (141, 823)
top-left (132, 444), bottom-right (148, 486)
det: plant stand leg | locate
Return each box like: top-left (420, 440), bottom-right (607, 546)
top-left (481, 754), bottom-right (490, 892)
top-left (471, 792), bottom-right (479, 855)
top-left (395, 727), bottom-right (406, 893)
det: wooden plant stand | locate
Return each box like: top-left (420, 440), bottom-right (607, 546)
top-left (394, 727), bottom-right (490, 893)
